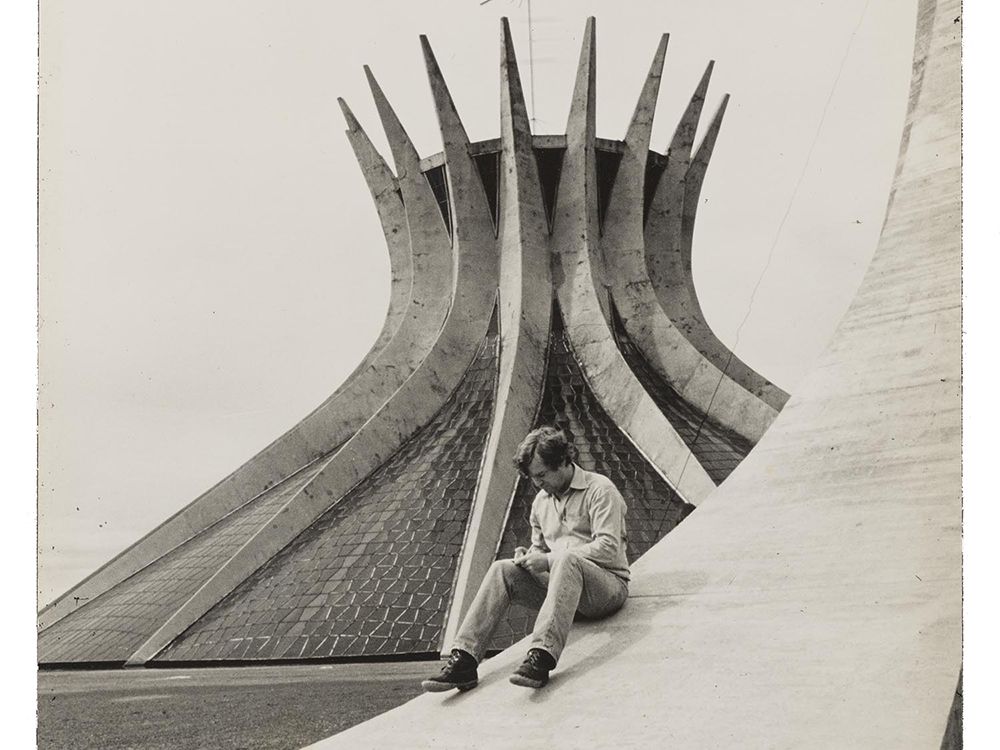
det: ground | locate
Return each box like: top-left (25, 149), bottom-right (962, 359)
top-left (37, 661), bottom-right (430, 750)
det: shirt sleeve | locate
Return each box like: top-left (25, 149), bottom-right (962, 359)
top-left (528, 496), bottom-right (550, 554)
top-left (572, 483), bottom-right (625, 567)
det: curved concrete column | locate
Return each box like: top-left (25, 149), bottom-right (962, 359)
top-left (37, 88), bottom-right (439, 633)
top-left (603, 47), bottom-right (779, 444)
top-left (441, 19), bottom-right (553, 648)
top-left (238, 84), bottom-right (457, 458)
top-left (644, 69), bottom-right (789, 411)
top-left (332, 99), bottom-right (412, 388)
top-left (644, 63), bottom-right (710, 322)
top-left (552, 18), bottom-right (714, 504)
top-left (125, 69), bottom-right (500, 666)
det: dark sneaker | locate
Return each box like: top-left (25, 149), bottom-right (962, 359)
top-left (509, 648), bottom-right (556, 688)
top-left (421, 649), bottom-right (479, 693)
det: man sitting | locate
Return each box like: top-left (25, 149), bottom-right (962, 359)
top-left (422, 426), bottom-right (630, 691)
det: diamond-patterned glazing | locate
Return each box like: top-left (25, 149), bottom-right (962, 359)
top-left (488, 305), bottom-right (695, 650)
top-left (155, 326), bottom-right (499, 663)
top-left (609, 297), bottom-right (753, 484)
top-left (37, 462), bottom-right (327, 664)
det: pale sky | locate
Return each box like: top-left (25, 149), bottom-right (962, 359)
top-left (38, 0), bottom-right (919, 606)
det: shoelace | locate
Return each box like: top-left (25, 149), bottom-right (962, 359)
top-left (443, 651), bottom-right (465, 672)
top-left (526, 650), bottom-right (548, 669)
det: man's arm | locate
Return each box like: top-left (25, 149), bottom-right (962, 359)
top-left (572, 484), bottom-right (626, 567)
top-left (515, 499), bottom-right (551, 580)
top-left (527, 499), bottom-right (550, 555)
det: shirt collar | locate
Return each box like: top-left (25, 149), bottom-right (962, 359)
top-left (567, 463), bottom-right (589, 491)
top-left (542, 464), bottom-right (589, 501)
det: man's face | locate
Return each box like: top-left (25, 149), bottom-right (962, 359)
top-left (526, 453), bottom-right (573, 498)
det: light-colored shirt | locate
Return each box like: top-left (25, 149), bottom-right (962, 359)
top-left (528, 464), bottom-right (630, 581)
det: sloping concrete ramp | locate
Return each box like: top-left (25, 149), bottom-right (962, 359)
top-left (305, 0), bottom-right (960, 747)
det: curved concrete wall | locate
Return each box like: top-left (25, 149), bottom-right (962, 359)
top-left (37, 95), bottom-right (435, 632)
top-left (124, 63), bottom-right (501, 663)
top-left (304, 0), bottom-right (960, 745)
top-left (601, 38), bottom-right (782, 444)
top-left (552, 19), bottom-right (715, 503)
top-left (643, 65), bottom-right (789, 412)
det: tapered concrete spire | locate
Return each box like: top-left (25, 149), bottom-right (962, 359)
top-left (442, 17), bottom-right (553, 646)
top-left (500, 18), bottom-right (534, 151)
top-left (644, 62), bottom-right (713, 316)
top-left (551, 18), bottom-right (715, 501)
top-left (679, 95), bottom-right (788, 410)
top-left (623, 33), bottom-right (668, 152)
top-left (566, 17), bottom-right (597, 148)
top-left (419, 34), bottom-right (485, 234)
top-left (680, 94), bottom-right (730, 325)
top-left (604, 51), bottom-right (778, 444)
top-left (336, 97), bottom-right (412, 387)
top-left (644, 71), bottom-right (789, 411)
top-left (671, 60), bottom-right (713, 159)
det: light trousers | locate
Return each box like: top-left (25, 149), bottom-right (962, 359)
top-left (451, 550), bottom-right (628, 664)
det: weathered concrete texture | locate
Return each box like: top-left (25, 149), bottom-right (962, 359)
top-left (334, 99), bottom-right (412, 390)
top-left (122, 59), bottom-right (501, 662)
top-left (38, 84), bottom-right (442, 634)
top-left (442, 20), bottom-right (552, 649)
top-left (551, 19), bottom-right (715, 505)
top-left (643, 65), bottom-right (789, 412)
top-left (603, 43), bottom-right (782, 444)
top-left (304, 0), bottom-right (960, 745)
top-left (154, 327), bottom-right (500, 662)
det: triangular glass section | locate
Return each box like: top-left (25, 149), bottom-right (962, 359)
top-left (595, 148), bottom-right (623, 233)
top-left (607, 292), bottom-right (753, 484)
top-left (423, 165), bottom-right (453, 239)
top-left (533, 146), bottom-right (565, 233)
top-left (643, 151), bottom-right (668, 227)
top-left (473, 151), bottom-right (501, 234)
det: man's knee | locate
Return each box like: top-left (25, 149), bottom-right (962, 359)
top-left (488, 558), bottom-right (520, 582)
top-left (548, 549), bottom-right (585, 573)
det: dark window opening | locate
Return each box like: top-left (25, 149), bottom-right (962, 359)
top-left (643, 153), bottom-right (668, 227)
top-left (423, 165), bottom-right (453, 240)
top-left (473, 151), bottom-right (501, 234)
top-left (533, 147), bottom-right (566, 233)
top-left (595, 148), bottom-right (623, 234)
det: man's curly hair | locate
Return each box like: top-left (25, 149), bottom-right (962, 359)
top-left (513, 426), bottom-right (579, 477)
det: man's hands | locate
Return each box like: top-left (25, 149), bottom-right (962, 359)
top-left (513, 547), bottom-right (549, 577)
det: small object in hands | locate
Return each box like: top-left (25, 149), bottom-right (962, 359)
top-left (513, 546), bottom-right (528, 563)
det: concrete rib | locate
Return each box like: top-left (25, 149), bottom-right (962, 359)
top-left (442, 19), bottom-right (553, 649)
top-left (37, 92), bottom-right (438, 634)
top-left (644, 68), bottom-right (789, 412)
top-left (125, 69), bottom-right (500, 666)
top-left (602, 36), bottom-right (779, 448)
top-left (333, 98), bottom-right (411, 390)
top-left (551, 18), bottom-right (715, 504)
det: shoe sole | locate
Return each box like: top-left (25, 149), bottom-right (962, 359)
top-left (508, 673), bottom-right (547, 689)
top-left (421, 678), bottom-right (478, 693)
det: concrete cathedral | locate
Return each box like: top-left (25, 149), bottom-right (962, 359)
top-left (39, 18), bottom-right (782, 666)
